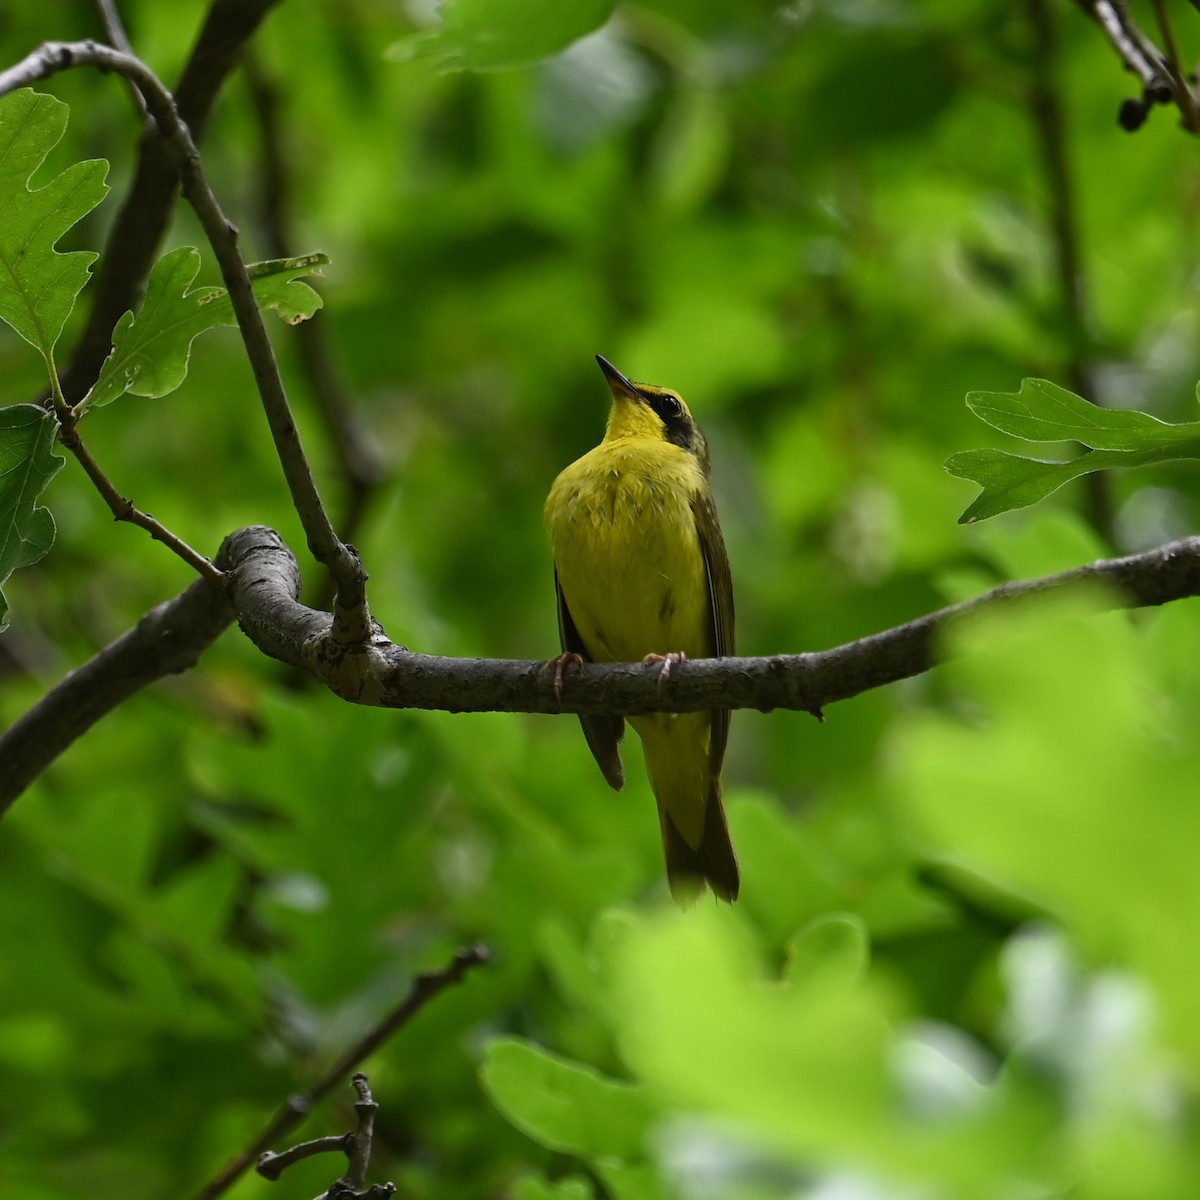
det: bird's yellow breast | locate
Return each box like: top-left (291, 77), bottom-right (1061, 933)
top-left (545, 437), bottom-right (712, 665)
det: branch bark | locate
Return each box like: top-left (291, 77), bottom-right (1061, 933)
top-left (224, 525), bottom-right (1200, 717)
top-left (7, 524), bottom-right (1200, 811)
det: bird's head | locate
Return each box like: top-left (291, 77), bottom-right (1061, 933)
top-left (596, 355), bottom-right (709, 472)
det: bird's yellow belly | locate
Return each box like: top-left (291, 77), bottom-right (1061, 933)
top-left (546, 450), bottom-right (711, 665)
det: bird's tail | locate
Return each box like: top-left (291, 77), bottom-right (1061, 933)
top-left (658, 777), bottom-right (739, 903)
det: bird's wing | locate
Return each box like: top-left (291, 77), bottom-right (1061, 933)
top-left (691, 489), bottom-right (735, 774)
top-left (555, 569), bottom-right (625, 790)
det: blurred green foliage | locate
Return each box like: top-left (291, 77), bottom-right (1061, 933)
top-left (4, 1), bottom-right (1200, 1198)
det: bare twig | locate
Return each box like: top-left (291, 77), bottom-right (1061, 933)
top-left (1082, 0), bottom-right (1172, 93)
top-left (0, 40), bottom-right (370, 634)
top-left (1151, 0), bottom-right (1200, 129)
top-left (190, 944), bottom-right (489, 1200)
top-left (344, 1074), bottom-right (379, 1191)
top-left (0, 565), bottom-right (234, 813)
top-left (257, 1134), bottom-right (351, 1181)
top-left (242, 51), bottom-right (388, 630)
top-left (93, 0), bottom-right (148, 120)
top-left (62, 0), bottom-right (282, 403)
top-left (1071, 0), bottom-right (1196, 131)
top-left (57, 422), bottom-right (226, 584)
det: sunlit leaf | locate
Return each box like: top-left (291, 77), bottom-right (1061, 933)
top-left (895, 595), bottom-right (1200, 1070)
top-left (481, 1036), bottom-right (655, 1159)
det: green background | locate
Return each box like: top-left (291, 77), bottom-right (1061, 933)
top-left (3, 1), bottom-right (1200, 1197)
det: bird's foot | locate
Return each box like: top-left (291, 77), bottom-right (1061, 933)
top-left (643, 651), bottom-right (688, 692)
top-left (549, 651), bottom-right (585, 701)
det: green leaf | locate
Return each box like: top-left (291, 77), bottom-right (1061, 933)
top-left (512, 1175), bottom-right (594, 1200)
top-left (0, 89), bottom-right (108, 355)
top-left (480, 1037), bottom-right (655, 1159)
top-left (388, 0), bottom-right (617, 71)
top-left (0, 404), bottom-right (63, 630)
top-left (946, 442), bottom-right (1200, 523)
top-left (966, 378), bottom-right (1200, 450)
top-left (83, 247), bottom-right (328, 410)
top-left (895, 594), bottom-right (1200, 1069)
top-left (950, 378), bottom-right (1200, 521)
top-left (593, 1162), bottom-right (667, 1200)
top-left (783, 913), bottom-right (870, 990)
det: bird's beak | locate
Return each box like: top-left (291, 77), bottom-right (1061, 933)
top-left (596, 354), bottom-right (642, 401)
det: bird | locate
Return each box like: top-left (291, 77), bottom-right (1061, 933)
top-left (544, 354), bottom-right (739, 902)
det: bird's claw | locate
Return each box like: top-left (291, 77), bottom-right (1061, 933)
top-left (550, 651), bottom-right (585, 701)
top-left (643, 651), bottom-right (687, 693)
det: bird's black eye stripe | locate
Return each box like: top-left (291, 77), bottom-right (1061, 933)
top-left (646, 393), bottom-right (698, 452)
top-left (647, 392), bottom-right (683, 421)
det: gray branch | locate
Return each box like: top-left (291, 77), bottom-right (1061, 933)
top-left (5, 526), bottom-right (1200, 811)
top-left (224, 525), bottom-right (1200, 717)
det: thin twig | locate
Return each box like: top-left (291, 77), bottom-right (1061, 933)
top-left (58, 422), bottom-right (226, 584)
top-left (242, 51), bottom-right (388, 626)
top-left (93, 0), bottom-right (134, 53)
top-left (1089, 0), bottom-right (1173, 94)
top-left (93, 0), bottom-right (148, 120)
top-left (257, 1135), bottom-right (351, 1181)
top-left (0, 40), bottom-right (370, 632)
top-left (1151, 0), bottom-right (1200, 130)
top-left (344, 1074), bottom-right (378, 1191)
top-left (189, 944), bottom-right (489, 1200)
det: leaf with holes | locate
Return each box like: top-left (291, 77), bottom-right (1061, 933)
top-left (0, 404), bottom-right (64, 630)
top-left (0, 89), bottom-right (108, 358)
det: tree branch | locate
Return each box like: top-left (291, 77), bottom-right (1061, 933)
top-left (0, 39), bottom-right (370, 631)
top-left (8, 524), bottom-right (1200, 812)
top-left (222, 526), bottom-right (1200, 718)
top-left (191, 944), bottom-right (489, 1200)
top-left (256, 1134), bottom-right (351, 1182)
top-left (1071, 0), bottom-right (1192, 131)
top-left (0, 566), bottom-right (235, 814)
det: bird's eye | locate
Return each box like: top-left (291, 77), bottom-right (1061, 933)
top-left (660, 395), bottom-right (682, 418)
